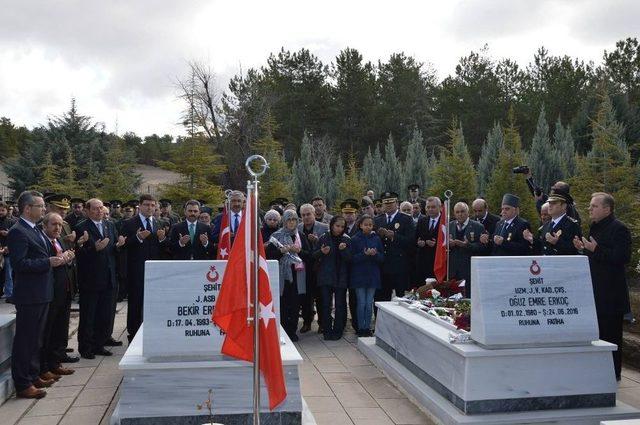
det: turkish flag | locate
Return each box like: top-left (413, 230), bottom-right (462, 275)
top-left (216, 206), bottom-right (231, 259)
top-left (433, 206), bottom-right (448, 282)
top-left (212, 191), bottom-right (287, 410)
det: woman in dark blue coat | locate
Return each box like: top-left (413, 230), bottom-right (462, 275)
top-left (313, 215), bottom-right (351, 340)
top-left (349, 215), bottom-right (384, 336)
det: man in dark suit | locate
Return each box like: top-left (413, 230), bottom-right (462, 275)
top-left (472, 198), bottom-right (500, 236)
top-left (373, 191), bottom-right (415, 304)
top-left (211, 191), bottom-right (245, 248)
top-left (120, 194), bottom-right (168, 342)
top-left (298, 204), bottom-right (330, 334)
top-left (39, 212), bottom-right (76, 380)
top-left (169, 200), bottom-right (212, 260)
top-left (7, 191), bottom-right (73, 399)
top-left (573, 192), bottom-right (631, 381)
top-left (523, 191), bottom-right (582, 255)
top-left (75, 198), bottom-right (125, 358)
top-left (414, 196), bottom-right (441, 285)
top-left (64, 198), bottom-right (85, 230)
top-left (448, 202), bottom-right (488, 298)
top-left (483, 194), bottom-right (531, 256)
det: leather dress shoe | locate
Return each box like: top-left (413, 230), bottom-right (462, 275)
top-left (33, 377), bottom-right (55, 388)
top-left (94, 348), bottom-right (113, 356)
top-left (65, 348), bottom-right (74, 353)
top-left (104, 338), bottom-right (123, 347)
top-left (40, 371), bottom-right (61, 381)
top-left (61, 354), bottom-right (80, 363)
top-left (299, 324), bottom-right (311, 333)
top-left (51, 366), bottom-right (75, 375)
top-left (17, 386), bottom-right (46, 399)
top-left (80, 352), bottom-right (95, 360)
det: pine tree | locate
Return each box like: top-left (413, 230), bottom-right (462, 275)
top-left (158, 135), bottom-right (225, 205)
top-left (570, 86), bottom-right (639, 224)
top-left (252, 118), bottom-right (293, 209)
top-left (59, 141), bottom-right (81, 196)
top-left (340, 154), bottom-right (366, 202)
top-left (403, 128), bottom-right (430, 192)
top-left (527, 106), bottom-right (563, 192)
top-left (429, 121), bottom-right (477, 204)
top-left (33, 150), bottom-right (63, 194)
top-left (553, 117), bottom-right (577, 178)
top-left (477, 122), bottom-right (504, 196)
top-left (485, 108), bottom-right (538, 223)
top-left (100, 139), bottom-right (142, 200)
top-left (382, 135), bottom-right (403, 196)
top-left (291, 133), bottom-right (321, 204)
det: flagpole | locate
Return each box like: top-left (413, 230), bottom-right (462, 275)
top-left (245, 155), bottom-right (269, 425)
top-left (444, 190), bottom-right (452, 282)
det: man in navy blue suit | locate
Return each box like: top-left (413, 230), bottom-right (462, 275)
top-left (169, 200), bottom-right (212, 260)
top-left (75, 198), bottom-right (126, 359)
top-left (7, 191), bottom-right (74, 398)
top-left (120, 194), bottom-right (168, 342)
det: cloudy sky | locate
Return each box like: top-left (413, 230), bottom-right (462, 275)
top-left (1, 0), bottom-right (638, 137)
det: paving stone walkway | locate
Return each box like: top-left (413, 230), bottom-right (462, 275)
top-left (1, 302), bottom-right (639, 425)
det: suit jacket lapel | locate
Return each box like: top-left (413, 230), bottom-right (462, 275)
top-left (21, 219), bottom-right (48, 254)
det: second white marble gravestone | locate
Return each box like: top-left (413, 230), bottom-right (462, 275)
top-left (142, 260), bottom-right (280, 358)
top-left (471, 255), bottom-right (599, 348)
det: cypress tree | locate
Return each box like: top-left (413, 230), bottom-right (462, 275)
top-left (486, 108), bottom-right (538, 223)
top-left (291, 133), bottom-right (322, 204)
top-left (527, 106), bottom-right (563, 192)
top-left (403, 128), bottom-right (430, 193)
top-left (554, 117), bottom-right (576, 178)
top-left (429, 121), bottom-right (477, 204)
top-left (382, 135), bottom-right (403, 195)
top-left (328, 156), bottom-right (345, 210)
top-left (477, 123), bottom-right (504, 196)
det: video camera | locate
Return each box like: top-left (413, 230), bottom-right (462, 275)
top-left (513, 165), bottom-right (543, 197)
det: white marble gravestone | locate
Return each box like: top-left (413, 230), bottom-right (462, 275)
top-left (471, 255), bottom-right (599, 348)
top-left (143, 260), bottom-right (280, 358)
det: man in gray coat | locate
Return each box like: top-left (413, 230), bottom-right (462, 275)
top-left (448, 202), bottom-right (487, 298)
top-left (298, 203), bottom-right (329, 333)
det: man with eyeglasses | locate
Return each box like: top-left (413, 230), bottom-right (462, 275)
top-left (7, 191), bottom-right (74, 399)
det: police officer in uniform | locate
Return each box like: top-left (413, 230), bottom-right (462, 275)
top-left (373, 192), bottom-right (415, 305)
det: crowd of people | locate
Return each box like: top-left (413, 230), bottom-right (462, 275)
top-left (0, 178), bottom-right (632, 399)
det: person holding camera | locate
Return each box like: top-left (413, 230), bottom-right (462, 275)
top-left (513, 166), bottom-right (581, 225)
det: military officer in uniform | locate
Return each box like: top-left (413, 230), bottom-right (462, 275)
top-left (407, 184), bottom-right (426, 214)
top-left (64, 198), bottom-right (86, 229)
top-left (523, 191), bottom-right (581, 255)
top-left (373, 192), bottom-right (415, 306)
top-left (159, 199), bottom-right (180, 226)
top-left (482, 194), bottom-right (530, 256)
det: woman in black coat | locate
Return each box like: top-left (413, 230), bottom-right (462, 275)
top-left (313, 215), bottom-right (351, 340)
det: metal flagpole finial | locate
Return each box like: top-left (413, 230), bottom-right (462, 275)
top-left (444, 189), bottom-right (453, 200)
top-left (224, 189), bottom-right (233, 198)
top-left (245, 155), bottom-right (269, 179)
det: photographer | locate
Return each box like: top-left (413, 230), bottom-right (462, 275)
top-left (513, 166), bottom-right (581, 224)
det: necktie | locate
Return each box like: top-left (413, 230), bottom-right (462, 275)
top-left (97, 221), bottom-right (104, 237)
top-left (189, 222), bottom-right (195, 244)
top-left (146, 217), bottom-right (152, 232)
top-left (51, 239), bottom-right (62, 256)
top-left (430, 219), bottom-right (435, 232)
top-left (387, 214), bottom-right (392, 225)
top-left (34, 227), bottom-right (48, 250)
top-left (234, 214), bottom-right (240, 233)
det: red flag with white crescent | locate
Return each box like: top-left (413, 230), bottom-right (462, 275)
top-left (211, 191), bottom-right (287, 410)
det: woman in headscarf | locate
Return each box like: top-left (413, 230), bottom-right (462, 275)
top-left (266, 210), bottom-right (310, 342)
top-left (313, 215), bottom-right (352, 341)
top-left (262, 209), bottom-right (281, 257)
